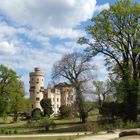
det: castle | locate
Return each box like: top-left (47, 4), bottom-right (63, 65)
top-left (29, 67), bottom-right (76, 115)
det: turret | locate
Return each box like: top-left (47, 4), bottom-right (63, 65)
top-left (29, 67), bottom-right (44, 114)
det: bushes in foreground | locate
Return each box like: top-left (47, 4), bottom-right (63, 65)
top-left (39, 117), bottom-right (56, 131)
top-left (0, 129), bottom-right (18, 135)
top-left (59, 105), bottom-right (71, 119)
top-left (84, 117), bottom-right (140, 133)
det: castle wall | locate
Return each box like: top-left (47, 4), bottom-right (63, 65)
top-left (29, 68), bottom-right (44, 114)
top-left (44, 88), bottom-right (61, 115)
top-left (29, 68), bottom-right (75, 116)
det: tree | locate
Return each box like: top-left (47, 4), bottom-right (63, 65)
top-left (59, 105), bottom-right (71, 118)
top-left (40, 99), bottom-right (53, 117)
top-left (52, 52), bottom-right (95, 123)
top-left (0, 65), bottom-right (25, 120)
top-left (39, 117), bottom-right (56, 131)
top-left (79, 0), bottom-right (140, 121)
top-left (93, 80), bottom-right (114, 110)
top-left (31, 108), bottom-right (42, 121)
top-left (11, 81), bottom-right (25, 122)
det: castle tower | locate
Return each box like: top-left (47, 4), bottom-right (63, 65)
top-left (29, 67), bottom-right (44, 114)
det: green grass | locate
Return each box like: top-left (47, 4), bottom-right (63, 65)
top-left (114, 136), bottom-right (140, 140)
top-left (0, 116), bottom-right (93, 134)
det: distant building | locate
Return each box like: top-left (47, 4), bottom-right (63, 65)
top-left (29, 68), bottom-right (75, 115)
top-left (54, 83), bottom-right (76, 106)
top-left (44, 88), bottom-right (61, 115)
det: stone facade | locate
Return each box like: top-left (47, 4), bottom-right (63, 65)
top-left (54, 83), bottom-right (76, 106)
top-left (29, 67), bottom-right (44, 114)
top-left (44, 88), bottom-right (61, 115)
top-left (29, 68), bottom-right (75, 115)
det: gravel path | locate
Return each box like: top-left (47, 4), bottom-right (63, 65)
top-left (0, 132), bottom-right (89, 138)
top-left (77, 133), bottom-right (119, 140)
top-left (0, 132), bottom-right (119, 140)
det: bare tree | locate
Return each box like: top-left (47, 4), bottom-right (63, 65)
top-left (52, 52), bottom-right (95, 123)
top-left (93, 79), bottom-right (114, 110)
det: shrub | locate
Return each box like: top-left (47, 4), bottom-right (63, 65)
top-left (31, 108), bottom-right (42, 121)
top-left (85, 122), bottom-right (100, 133)
top-left (40, 99), bottom-right (53, 117)
top-left (59, 105), bottom-right (71, 118)
top-left (13, 130), bottom-right (18, 134)
top-left (0, 129), bottom-right (5, 134)
top-left (5, 131), bottom-right (8, 135)
top-left (39, 117), bottom-right (56, 131)
top-left (114, 118), bottom-right (124, 128)
top-left (8, 130), bottom-right (11, 134)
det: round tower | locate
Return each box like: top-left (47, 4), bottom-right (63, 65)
top-left (29, 67), bottom-right (44, 114)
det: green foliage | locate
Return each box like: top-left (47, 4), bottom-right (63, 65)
top-left (13, 130), bottom-right (18, 134)
top-left (85, 121), bottom-right (100, 133)
top-left (11, 81), bottom-right (26, 122)
top-left (31, 108), bottom-right (42, 121)
top-left (0, 129), bottom-right (18, 135)
top-left (40, 99), bottom-right (53, 117)
top-left (97, 117), bottom-right (140, 131)
top-left (0, 65), bottom-right (25, 120)
top-left (79, 0), bottom-right (140, 121)
top-left (39, 117), bottom-right (56, 131)
top-left (59, 105), bottom-right (71, 118)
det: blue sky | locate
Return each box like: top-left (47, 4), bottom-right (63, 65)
top-left (0, 0), bottom-right (136, 97)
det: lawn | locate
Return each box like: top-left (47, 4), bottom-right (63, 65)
top-left (0, 115), bottom-right (95, 134)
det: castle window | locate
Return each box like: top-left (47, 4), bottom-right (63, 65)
top-left (32, 105), bottom-right (33, 108)
top-left (57, 105), bottom-right (59, 108)
top-left (36, 97), bottom-right (40, 101)
top-left (31, 86), bottom-right (35, 89)
top-left (57, 98), bottom-right (59, 102)
top-left (36, 78), bottom-right (39, 83)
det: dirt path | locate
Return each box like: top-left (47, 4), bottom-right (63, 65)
top-left (0, 132), bottom-right (89, 138)
top-left (0, 132), bottom-right (119, 140)
top-left (77, 133), bottom-right (119, 140)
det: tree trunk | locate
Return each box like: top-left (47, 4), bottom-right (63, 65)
top-left (13, 111), bottom-right (18, 122)
top-left (75, 87), bottom-right (86, 123)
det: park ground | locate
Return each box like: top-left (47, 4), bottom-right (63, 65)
top-left (0, 111), bottom-right (139, 140)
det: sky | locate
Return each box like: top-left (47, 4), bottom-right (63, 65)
top-left (0, 0), bottom-right (136, 97)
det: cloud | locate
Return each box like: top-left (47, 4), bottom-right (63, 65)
top-left (0, 0), bottom-right (96, 38)
top-left (0, 41), bottom-right (17, 55)
top-left (95, 3), bottom-right (110, 13)
top-left (0, 0), bottom-right (110, 94)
